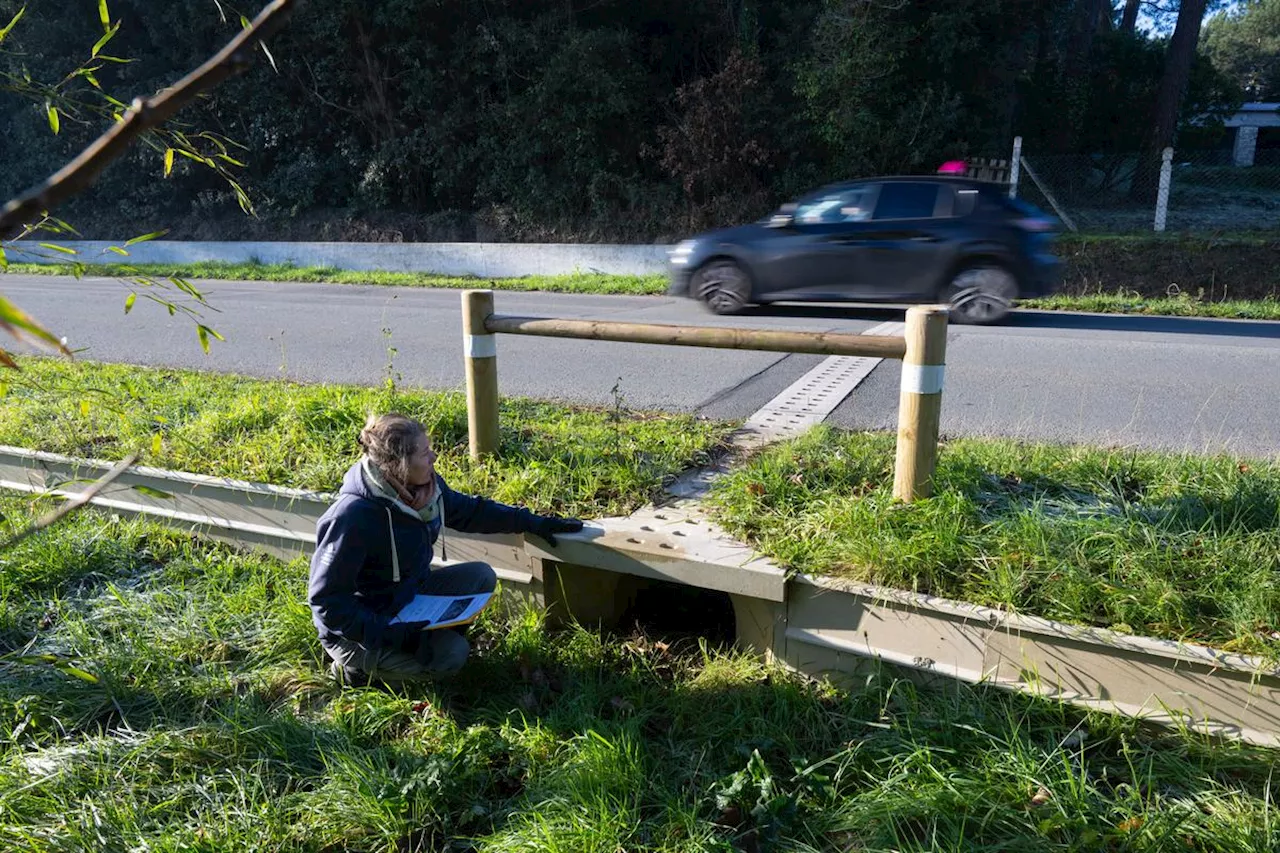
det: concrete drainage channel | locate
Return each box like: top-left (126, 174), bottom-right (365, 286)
top-left (3, 433), bottom-right (1279, 745)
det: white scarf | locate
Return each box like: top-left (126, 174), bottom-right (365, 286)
top-left (360, 457), bottom-right (443, 525)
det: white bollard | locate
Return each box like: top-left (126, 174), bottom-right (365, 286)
top-left (1009, 136), bottom-right (1022, 198)
top-left (1154, 147), bottom-right (1174, 233)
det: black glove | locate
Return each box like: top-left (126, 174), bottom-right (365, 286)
top-left (381, 621), bottom-right (414, 650)
top-left (530, 515), bottom-right (584, 547)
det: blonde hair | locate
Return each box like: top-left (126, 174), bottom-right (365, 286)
top-left (358, 413), bottom-right (426, 484)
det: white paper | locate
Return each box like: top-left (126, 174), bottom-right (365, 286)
top-left (388, 592), bottom-right (493, 629)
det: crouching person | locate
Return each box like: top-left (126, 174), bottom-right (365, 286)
top-left (309, 413), bottom-right (583, 685)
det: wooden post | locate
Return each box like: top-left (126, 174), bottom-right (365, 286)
top-left (462, 290), bottom-right (499, 459)
top-left (893, 305), bottom-right (949, 502)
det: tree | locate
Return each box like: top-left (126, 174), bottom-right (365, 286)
top-left (1202, 0), bottom-right (1280, 100)
top-left (0, 1), bottom-right (294, 360)
top-left (1120, 0), bottom-right (1142, 31)
top-left (1131, 0), bottom-right (1209, 200)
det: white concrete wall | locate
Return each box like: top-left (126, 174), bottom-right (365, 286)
top-left (4, 240), bottom-right (674, 277)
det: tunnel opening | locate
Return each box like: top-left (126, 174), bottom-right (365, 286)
top-left (612, 575), bottom-right (738, 649)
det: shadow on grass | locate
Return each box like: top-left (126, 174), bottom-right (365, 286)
top-left (4, 610), bottom-right (1279, 851)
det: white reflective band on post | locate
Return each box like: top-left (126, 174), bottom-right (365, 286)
top-left (901, 363), bottom-right (945, 395)
top-left (466, 334), bottom-right (497, 358)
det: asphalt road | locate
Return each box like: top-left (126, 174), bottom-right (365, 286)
top-left (4, 275), bottom-right (1278, 458)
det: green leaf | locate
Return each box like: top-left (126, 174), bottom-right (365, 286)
top-left (0, 7), bottom-right (25, 44)
top-left (62, 666), bottom-right (99, 683)
top-left (37, 243), bottom-right (77, 255)
top-left (215, 153), bottom-right (247, 167)
top-left (124, 230), bottom-right (167, 246)
top-left (47, 216), bottom-right (82, 237)
top-left (8, 654), bottom-right (99, 683)
top-left (46, 103), bottom-right (59, 134)
top-left (168, 277), bottom-right (204, 300)
top-left (231, 181), bottom-right (254, 215)
top-left (0, 294), bottom-right (70, 354)
top-left (0, 246), bottom-right (7, 270)
top-left (151, 433), bottom-right (162, 456)
top-left (131, 484), bottom-right (173, 499)
top-left (124, 292), bottom-right (136, 314)
top-left (163, 148), bottom-right (174, 177)
top-left (107, 246), bottom-right (128, 256)
top-left (175, 148), bottom-right (209, 164)
top-left (98, 0), bottom-right (110, 29)
top-left (198, 325), bottom-right (210, 354)
top-left (80, 399), bottom-right (90, 416)
top-left (91, 22), bottom-right (119, 58)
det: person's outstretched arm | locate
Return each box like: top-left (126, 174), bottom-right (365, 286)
top-left (439, 475), bottom-right (583, 545)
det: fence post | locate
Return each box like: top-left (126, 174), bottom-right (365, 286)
top-left (1154, 146), bottom-right (1173, 232)
top-left (462, 289), bottom-right (500, 459)
top-left (893, 305), bottom-right (948, 502)
top-left (1009, 136), bottom-right (1022, 198)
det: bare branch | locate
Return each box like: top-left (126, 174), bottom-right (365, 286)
top-left (0, 451), bottom-right (141, 550)
top-left (0, 0), bottom-right (300, 241)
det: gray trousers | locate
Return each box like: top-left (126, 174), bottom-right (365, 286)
top-left (322, 561), bottom-right (498, 682)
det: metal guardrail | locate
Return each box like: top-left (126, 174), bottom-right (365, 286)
top-left (2, 444), bottom-right (1278, 745)
top-left (0, 445), bottom-right (783, 599)
top-left (784, 575), bottom-right (1280, 747)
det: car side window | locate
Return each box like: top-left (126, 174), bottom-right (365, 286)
top-left (795, 188), bottom-right (874, 225)
top-left (872, 183), bottom-right (942, 220)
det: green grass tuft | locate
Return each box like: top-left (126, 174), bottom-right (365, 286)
top-left (8, 258), bottom-right (1280, 319)
top-left (2, 260), bottom-right (671, 296)
top-left (0, 357), bottom-right (733, 518)
top-left (707, 427), bottom-right (1280, 657)
top-left (0, 506), bottom-right (1275, 850)
top-left (1023, 291), bottom-right (1280, 320)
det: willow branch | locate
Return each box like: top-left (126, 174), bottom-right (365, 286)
top-left (0, 0), bottom-right (301, 241)
top-left (0, 452), bottom-right (141, 550)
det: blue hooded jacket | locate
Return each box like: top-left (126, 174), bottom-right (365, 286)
top-left (308, 461), bottom-right (543, 649)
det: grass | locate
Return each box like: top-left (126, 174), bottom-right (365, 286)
top-left (1022, 292), bottom-right (1280, 320)
top-left (1, 261), bottom-right (671, 296)
top-left (7, 258), bottom-right (1279, 320)
top-left (0, 502), bottom-right (1276, 851)
top-left (0, 357), bottom-right (732, 518)
top-left (707, 427), bottom-right (1280, 658)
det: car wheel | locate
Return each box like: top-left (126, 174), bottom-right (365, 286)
top-left (691, 260), bottom-right (752, 315)
top-left (941, 266), bottom-right (1018, 325)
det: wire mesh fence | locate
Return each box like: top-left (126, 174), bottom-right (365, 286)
top-left (1014, 147), bottom-right (1280, 234)
top-left (1165, 148), bottom-right (1280, 233)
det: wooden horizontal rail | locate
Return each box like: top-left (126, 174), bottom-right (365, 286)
top-left (484, 314), bottom-right (909, 360)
